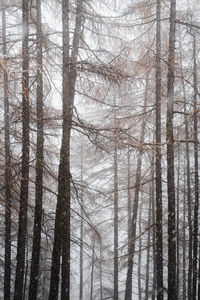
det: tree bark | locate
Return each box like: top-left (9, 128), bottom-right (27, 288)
top-left (124, 75), bottom-right (148, 300)
top-left (14, 1), bottom-right (30, 299)
top-left (176, 142), bottom-right (180, 299)
top-left (151, 156), bottom-right (156, 300)
top-left (182, 163), bottom-right (186, 300)
top-left (138, 206), bottom-right (142, 300)
top-left (127, 148), bottom-right (131, 248)
top-left (2, 4), bottom-right (11, 300)
top-left (114, 104), bottom-right (119, 300)
top-left (192, 35), bottom-right (199, 300)
top-left (90, 236), bottom-right (95, 300)
top-left (79, 158), bottom-right (84, 300)
top-left (166, 0), bottom-right (177, 298)
top-left (145, 178), bottom-right (152, 300)
top-left (180, 45), bottom-right (192, 300)
top-left (155, 0), bottom-right (163, 298)
top-left (28, 0), bottom-right (44, 298)
top-left (180, 47), bottom-right (188, 300)
top-left (99, 240), bottom-right (103, 300)
top-left (48, 1), bottom-right (83, 299)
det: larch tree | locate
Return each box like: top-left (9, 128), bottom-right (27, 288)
top-left (28, 0), bottom-right (44, 298)
top-left (2, 3), bottom-right (12, 300)
top-left (166, 0), bottom-right (177, 298)
top-left (48, 0), bottom-right (83, 299)
top-left (192, 34), bottom-right (199, 300)
top-left (155, 0), bottom-right (163, 298)
top-left (14, 0), bottom-right (30, 299)
top-left (124, 73), bottom-right (149, 300)
top-left (114, 98), bottom-right (119, 300)
top-left (0, 0), bottom-right (199, 299)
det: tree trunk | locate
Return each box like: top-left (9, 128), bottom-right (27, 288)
top-left (48, 1), bottom-right (70, 298)
top-left (151, 155), bottom-right (156, 300)
top-left (48, 1), bottom-right (83, 299)
top-left (127, 148), bottom-right (131, 248)
top-left (124, 75), bottom-right (148, 300)
top-left (166, 0), bottom-right (177, 298)
top-left (138, 205), bottom-right (142, 300)
top-left (182, 164), bottom-right (186, 300)
top-left (79, 158), bottom-right (84, 300)
top-left (99, 240), bottom-right (103, 300)
top-left (23, 246), bottom-right (29, 300)
top-left (28, 0), bottom-right (44, 298)
top-left (176, 142), bottom-right (180, 299)
top-left (180, 47), bottom-right (193, 300)
top-left (192, 35), bottom-right (199, 300)
top-left (145, 177), bottom-right (152, 300)
top-left (114, 105), bottom-right (119, 300)
top-left (155, 0), bottom-right (163, 299)
top-left (14, 1), bottom-right (30, 299)
top-left (90, 236), bottom-right (95, 300)
top-left (180, 47), bottom-right (189, 300)
top-left (2, 4), bottom-right (11, 300)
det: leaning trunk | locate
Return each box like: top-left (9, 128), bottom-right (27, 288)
top-left (48, 1), bottom-right (83, 299)
top-left (124, 75), bottom-right (148, 300)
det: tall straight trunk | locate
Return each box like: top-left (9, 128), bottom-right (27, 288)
top-left (14, 1), bottom-right (30, 299)
top-left (192, 35), bottom-right (199, 300)
top-left (79, 216), bottom-right (83, 300)
top-left (48, 1), bottom-right (83, 299)
top-left (176, 142), bottom-right (180, 299)
top-left (198, 245), bottom-right (200, 300)
top-left (2, 5), bottom-right (11, 300)
top-left (90, 237), bottom-right (95, 300)
top-left (155, 0), bottom-right (163, 298)
top-left (127, 148), bottom-right (132, 248)
top-left (48, 1), bottom-right (70, 298)
top-left (180, 47), bottom-right (191, 300)
top-left (23, 246), bottom-right (29, 300)
top-left (185, 93), bottom-right (192, 300)
top-left (183, 164), bottom-right (186, 300)
top-left (138, 206), bottom-right (142, 300)
top-left (124, 76), bottom-right (148, 300)
top-left (180, 51), bottom-right (193, 300)
top-left (145, 176), bottom-right (152, 300)
top-left (79, 159), bottom-right (84, 300)
top-left (28, 0), bottom-right (44, 299)
top-left (114, 107), bottom-right (118, 300)
top-left (166, 0), bottom-right (177, 298)
top-left (151, 158), bottom-right (156, 300)
top-left (99, 240), bottom-right (103, 300)
top-left (61, 2), bottom-right (83, 299)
